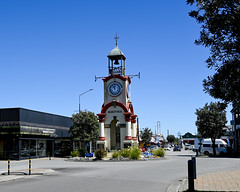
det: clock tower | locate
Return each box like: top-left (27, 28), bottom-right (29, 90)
top-left (97, 36), bottom-right (138, 150)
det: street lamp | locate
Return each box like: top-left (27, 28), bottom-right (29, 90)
top-left (157, 121), bottom-right (160, 135)
top-left (79, 89), bottom-right (93, 113)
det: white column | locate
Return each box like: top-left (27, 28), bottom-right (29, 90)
top-left (132, 123), bottom-right (136, 139)
top-left (97, 113), bottom-right (106, 141)
top-left (131, 115), bottom-right (137, 140)
top-left (125, 121), bottom-right (132, 139)
top-left (100, 122), bottom-right (105, 138)
top-left (124, 112), bottom-right (132, 140)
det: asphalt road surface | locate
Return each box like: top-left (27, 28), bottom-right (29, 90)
top-left (0, 150), bottom-right (239, 192)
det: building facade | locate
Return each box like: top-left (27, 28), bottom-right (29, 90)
top-left (182, 132), bottom-right (197, 145)
top-left (231, 107), bottom-right (240, 154)
top-left (0, 108), bottom-right (73, 159)
top-left (96, 40), bottom-right (138, 150)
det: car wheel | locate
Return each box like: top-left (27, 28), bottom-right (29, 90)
top-left (204, 151), bottom-right (209, 156)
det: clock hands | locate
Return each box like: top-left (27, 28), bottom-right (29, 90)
top-left (112, 85), bottom-right (118, 92)
top-left (108, 82), bottom-right (122, 96)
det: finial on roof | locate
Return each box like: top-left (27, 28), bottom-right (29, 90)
top-left (114, 33), bottom-right (119, 46)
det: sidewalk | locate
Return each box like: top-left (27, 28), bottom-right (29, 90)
top-left (0, 169), bottom-right (55, 183)
top-left (194, 170), bottom-right (240, 191)
top-left (169, 170), bottom-right (240, 192)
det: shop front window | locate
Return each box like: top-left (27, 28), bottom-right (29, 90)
top-left (37, 140), bottom-right (46, 156)
top-left (4, 139), bottom-right (19, 159)
top-left (29, 140), bottom-right (36, 156)
top-left (21, 140), bottom-right (30, 157)
top-left (21, 139), bottom-right (47, 158)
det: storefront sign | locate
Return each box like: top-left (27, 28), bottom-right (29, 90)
top-left (42, 128), bottom-right (55, 134)
top-left (20, 126), bottom-right (56, 136)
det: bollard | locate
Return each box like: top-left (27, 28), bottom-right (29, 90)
top-left (192, 156), bottom-right (197, 179)
top-left (188, 160), bottom-right (195, 192)
top-left (8, 159), bottom-right (10, 175)
top-left (29, 157), bottom-right (31, 175)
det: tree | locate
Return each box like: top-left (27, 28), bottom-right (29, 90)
top-left (167, 135), bottom-right (175, 143)
top-left (203, 61), bottom-right (240, 107)
top-left (140, 128), bottom-right (153, 146)
top-left (187, 0), bottom-right (240, 107)
top-left (69, 111), bottom-right (99, 150)
top-left (195, 102), bottom-right (227, 156)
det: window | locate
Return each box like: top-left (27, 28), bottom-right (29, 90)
top-left (203, 144), bottom-right (211, 147)
top-left (37, 140), bottom-right (46, 156)
top-left (21, 139), bottom-right (47, 158)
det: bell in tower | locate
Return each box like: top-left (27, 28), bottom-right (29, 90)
top-left (107, 34), bottom-right (126, 76)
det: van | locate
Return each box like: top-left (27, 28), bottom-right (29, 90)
top-left (194, 138), bottom-right (228, 156)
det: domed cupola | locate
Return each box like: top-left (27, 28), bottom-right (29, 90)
top-left (107, 34), bottom-right (126, 76)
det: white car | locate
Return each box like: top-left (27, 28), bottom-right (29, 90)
top-left (185, 144), bottom-right (192, 150)
top-left (164, 147), bottom-right (171, 151)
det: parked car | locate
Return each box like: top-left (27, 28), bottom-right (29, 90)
top-left (185, 144), bottom-right (193, 150)
top-left (150, 145), bottom-right (159, 150)
top-left (164, 147), bottom-right (171, 151)
top-left (192, 146), bottom-right (196, 152)
top-left (173, 145), bottom-right (181, 151)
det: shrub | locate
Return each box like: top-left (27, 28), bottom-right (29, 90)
top-left (78, 148), bottom-right (86, 157)
top-left (71, 149), bottom-right (80, 157)
top-left (120, 148), bottom-right (131, 158)
top-left (130, 147), bottom-right (141, 160)
top-left (112, 150), bottom-right (120, 159)
top-left (95, 148), bottom-right (107, 160)
top-left (152, 148), bottom-right (165, 157)
top-left (119, 147), bottom-right (141, 160)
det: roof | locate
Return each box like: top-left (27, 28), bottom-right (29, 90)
top-left (107, 45), bottom-right (126, 60)
top-left (0, 107), bottom-right (73, 127)
top-left (182, 132), bottom-right (197, 138)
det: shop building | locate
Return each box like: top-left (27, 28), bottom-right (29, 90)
top-left (182, 132), bottom-right (197, 145)
top-left (0, 108), bottom-right (73, 159)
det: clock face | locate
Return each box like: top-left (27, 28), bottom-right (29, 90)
top-left (108, 82), bottom-right (122, 96)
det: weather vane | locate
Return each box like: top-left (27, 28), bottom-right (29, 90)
top-left (114, 33), bottom-right (119, 46)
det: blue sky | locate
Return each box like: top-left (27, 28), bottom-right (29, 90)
top-left (0, 0), bottom-right (232, 137)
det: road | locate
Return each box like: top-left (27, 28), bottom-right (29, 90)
top-left (0, 150), bottom-right (239, 192)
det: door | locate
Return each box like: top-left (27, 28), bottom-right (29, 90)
top-left (110, 119), bottom-right (120, 150)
